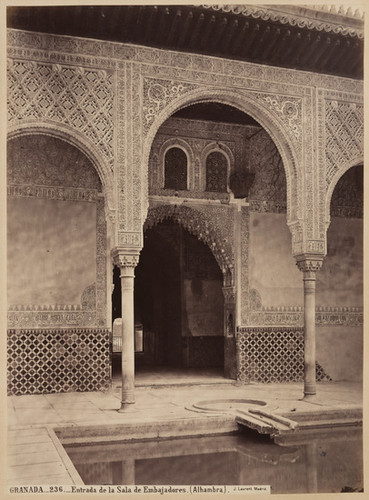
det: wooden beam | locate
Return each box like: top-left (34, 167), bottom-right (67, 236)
top-left (299, 34), bottom-right (322, 66)
top-left (222, 19), bottom-right (238, 53)
top-left (281, 30), bottom-right (301, 62)
top-left (315, 37), bottom-right (340, 70)
top-left (167, 8), bottom-right (182, 45)
top-left (211, 16), bottom-right (228, 52)
top-left (189, 12), bottom-right (205, 49)
top-left (274, 29), bottom-right (292, 63)
top-left (290, 32), bottom-right (311, 66)
top-left (230, 19), bottom-right (250, 54)
top-left (250, 25), bottom-right (271, 59)
top-left (328, 39), bottom-right (351, 71)
top-left (240, 22), bottom-right (260, 57)
top-left (199, 14), bottom-right (216, 50)
top-left (259, 26), bottom-right (281, 61)
top-left (157, 6), bottom-right (171, 43)
top-left (143, 6), bottom-right (158, 43)
top-left (177, 10), bottom-right (193, 48)
top-left (308, 34), bottom-right (331, 68)
top-left (344, 41), bottom-right (362, 74)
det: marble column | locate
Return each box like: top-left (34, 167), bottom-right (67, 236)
top-left (296, 256), bottom-right (323, 399)
top-left (112, 247), bottom-right (140, 411)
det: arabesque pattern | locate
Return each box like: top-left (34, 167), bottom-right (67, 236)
top-left (325, 100), bottom-right (363, 186)
top-left (7, 59), bottom-right (114, 170)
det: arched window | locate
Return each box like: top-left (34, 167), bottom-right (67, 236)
top-left (206, 151), bottom-right (228, 192)
top-left (164, 147), bottom-right (187, 190)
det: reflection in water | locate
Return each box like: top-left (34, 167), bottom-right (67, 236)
top-left (64, 428), bottom-right (362, 494)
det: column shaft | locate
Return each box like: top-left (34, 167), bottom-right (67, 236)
top-left (303, 272), bottom-right (317, 397)
top-left (296, 255), bottom-right (323, 400)
top-left (119, 266), bottom-right (135, 410)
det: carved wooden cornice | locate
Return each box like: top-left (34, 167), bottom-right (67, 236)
top-left (204, 4), bottom-right (364, 38)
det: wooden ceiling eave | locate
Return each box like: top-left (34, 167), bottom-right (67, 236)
top-left (6, 5), bottom-right (364, 79)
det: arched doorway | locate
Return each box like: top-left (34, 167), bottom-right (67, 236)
top-left (112, 218), bottom-right (225, 376)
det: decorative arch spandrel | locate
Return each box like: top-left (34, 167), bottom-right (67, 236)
top-left (320, 93), bottom-right (364, 230)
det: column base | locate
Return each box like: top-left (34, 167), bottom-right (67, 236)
top-left (117, 400), bottom-right (135, 412)
top-left (302, 392), bottom-right (317, 401)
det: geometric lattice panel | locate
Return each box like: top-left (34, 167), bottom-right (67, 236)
top-left (7, 328), bottom-right (111, 396)
top-left (237, 327), bottom-right (331, 383)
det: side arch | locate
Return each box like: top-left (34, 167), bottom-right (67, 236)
top-left (7, 122), bottom-right (115, 211)
top-left (144, 204), bottom-right (234, 282)
top-left (325, 156), bottom-right (363, 228)
top-left (142, 88), bottom-right (301, 228)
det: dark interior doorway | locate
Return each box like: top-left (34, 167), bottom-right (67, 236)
top-left (112, 219), bottom-right (225, 375)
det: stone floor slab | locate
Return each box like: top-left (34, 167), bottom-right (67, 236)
top-left (8, 450), bottom-right (62, 467)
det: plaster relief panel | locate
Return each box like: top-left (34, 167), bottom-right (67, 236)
top-left (7, 59), bottom-right (114, 173)
top-left (325, 100), bottom-right (363, 187)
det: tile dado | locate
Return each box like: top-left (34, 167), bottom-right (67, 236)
top-left (236, 327), bottom-right (331, 383)
top-left (7, 328), bottom-right (111, 396)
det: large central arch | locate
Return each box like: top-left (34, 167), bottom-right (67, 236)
top-left (142, 88), bottom-right (301, 234)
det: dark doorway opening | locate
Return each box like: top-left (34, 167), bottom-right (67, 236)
top-left (112, 219), bottom-right (225, 377)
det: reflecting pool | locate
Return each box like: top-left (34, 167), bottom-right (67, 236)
top-left (63, 427), bottom-right (362, 494)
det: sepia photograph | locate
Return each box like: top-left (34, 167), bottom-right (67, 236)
top-left (3, 1), bottom-right (366, 497)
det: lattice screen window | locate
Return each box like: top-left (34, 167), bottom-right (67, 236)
top-left (206, 151), bottom-right (228, 192)
top-left (164, 147), bottom-right (187, 190)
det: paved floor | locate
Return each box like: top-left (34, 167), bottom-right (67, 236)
top-left (7, 374), bottom-right (363, 486)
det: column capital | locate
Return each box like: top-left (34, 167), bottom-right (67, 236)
top-left (111, 247), bottom-right (141, 270)
top-left (222, 286), bottom-right (236, 304)
top-left (295, 254), bottom-right (324, 275)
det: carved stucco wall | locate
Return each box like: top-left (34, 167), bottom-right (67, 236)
top-left (7, 134), bottom-right (107, 329)
top-left (7, 28), bottom-right (363, 259)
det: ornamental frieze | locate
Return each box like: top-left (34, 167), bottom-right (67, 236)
top-left (7, 184), bottom-right (98, 202)
top-left (245, 307), bottom-right (363, 327)
top-left (7, 311), bottom-right (97, 329)
top-left (8, 29), bottom-right (362, 95)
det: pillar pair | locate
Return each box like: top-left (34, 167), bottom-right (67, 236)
top-left (111, 248), bottom-right (140, 412)
top-left (296, 255), bottom-right (323, 399)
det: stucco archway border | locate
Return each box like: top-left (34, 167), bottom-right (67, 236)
top-left (142, 88), bottom-right (300, 228)
top-left (7, 122), bottom-right (115, 211)
top-left (325, 156), bottom-right (363, 229)
top-left (144, 204), bottom-right (234, 282)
